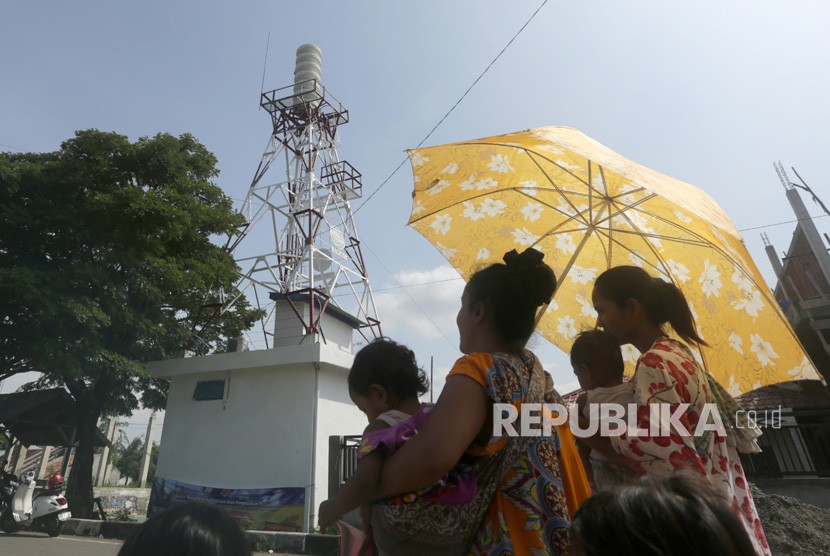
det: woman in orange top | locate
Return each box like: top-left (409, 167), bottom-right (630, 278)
top-left (375, 248), bottom-right (590, 555)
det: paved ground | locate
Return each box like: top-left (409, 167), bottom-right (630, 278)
top-left (0, 532), bottom-right (303, 555)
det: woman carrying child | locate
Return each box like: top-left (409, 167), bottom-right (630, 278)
top-left (317, 338), bottom-right (475, 534)
top-left (373, 248), bottom-right (590, 556)
top-left (590, 265), bottom-right (770, 555)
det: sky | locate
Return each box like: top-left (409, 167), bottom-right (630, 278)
top-left (3, 1), bottom-right (830, 439)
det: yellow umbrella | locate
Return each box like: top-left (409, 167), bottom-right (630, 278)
top-left (408, 126), bottom-right (822, 395)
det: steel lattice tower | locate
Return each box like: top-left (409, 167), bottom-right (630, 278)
top-left (225, 45), bottom-right (381, 348)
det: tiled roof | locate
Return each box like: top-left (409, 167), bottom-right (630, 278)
top-left (560, 380), bottom-right (830, 411)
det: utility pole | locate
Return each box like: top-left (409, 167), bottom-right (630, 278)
top-left (139, 412), bottom-right (157, 488)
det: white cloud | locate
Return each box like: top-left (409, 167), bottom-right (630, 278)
top-left (374, 266), bottom-right (464, 342)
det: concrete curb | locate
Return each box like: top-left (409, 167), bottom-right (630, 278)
top-left (63, 519), bottom-right (340, 555)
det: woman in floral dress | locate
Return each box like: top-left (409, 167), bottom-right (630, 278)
top-left (591, 265), bottom-right (770, 555)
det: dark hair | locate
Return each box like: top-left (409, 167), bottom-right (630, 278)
top-left (118, 502), bottom-right (251, 556)
top-left (593, 266), bottom-right (707, 346)
top-left (570, 330), bottom-right (624, 380)
top-left (348, 338), bottom-right (429, 399)
top-left (466, 248), bottom-right (557, 347)
top-left (572, 474), bottom-right (756, 556)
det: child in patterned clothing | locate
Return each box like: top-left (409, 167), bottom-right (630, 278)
top-left (317, 338), bottom-right (474, 532)
top-left (571, 330), bottom-right (636, 490)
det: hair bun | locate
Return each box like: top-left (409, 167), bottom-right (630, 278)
top-left (503, 248), bottom-right (545, 269)
top-left (503, 248), bottom-right (554, 307)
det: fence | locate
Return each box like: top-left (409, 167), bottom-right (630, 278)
top-left (328, 435), bottom-right (362, 497)
top-left (741, 413), bottom-right (830, 478)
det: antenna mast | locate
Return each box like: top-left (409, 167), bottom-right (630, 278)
top-left (227, 44), bottom-right (381, 348)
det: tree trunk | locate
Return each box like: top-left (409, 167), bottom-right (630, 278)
top-left (66, 399), bottom-right (101, 519)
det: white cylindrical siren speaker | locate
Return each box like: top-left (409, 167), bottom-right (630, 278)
top-left (293, 44), bottom-right (322, 106)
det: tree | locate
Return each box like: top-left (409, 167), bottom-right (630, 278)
top-left (0, 130), bottom-right (261, 516)
top-left (111, 431), bottom-right (158, 486)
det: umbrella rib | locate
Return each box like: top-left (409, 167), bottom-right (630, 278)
top-left (596, 228), bottom-right (671, 278)
top-left (600, 195), bottom-right (716, 248)
top-left (606, 199), bottom-right (670, 275)
top-left (525, 150), bottom-right (593, 190)
top-left (524, 152), bottom-right (593, 227)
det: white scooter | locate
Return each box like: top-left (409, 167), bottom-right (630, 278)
top-left (0, 471), bottom-right (70, 537)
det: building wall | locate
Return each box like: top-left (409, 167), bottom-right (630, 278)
top-left (312, 363), bottom-right (366, 518)
top-left (154, 364), bottom-right (317, 490)
top-left (150, 341), bottom-right (365, 531)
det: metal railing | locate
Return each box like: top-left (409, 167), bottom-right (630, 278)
top-left (741, 419), bottom-right (830, 478)
top-left (328, 435), bottom-right (362, 497)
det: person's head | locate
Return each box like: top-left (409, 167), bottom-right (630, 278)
top-left (592, 266), bottom-right (706, 347)
top-left (347, 338), bottom-right (428, 421)
top-left (570, 330), bottom-right (624, 390)
top-left (458, 248), bottom-right (556, 354)
top-left (117, 502), bottom-right (251, 556)
top-left (571, 474), bottom-right (756, 556)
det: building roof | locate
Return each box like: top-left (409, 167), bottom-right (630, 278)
top-left (0, 388), bottom-right (110, 448)
top-left (561, 380), bottom-right (830, 411)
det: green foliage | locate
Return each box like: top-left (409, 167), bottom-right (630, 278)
top-left (0, 130), bottom-right (263, 515)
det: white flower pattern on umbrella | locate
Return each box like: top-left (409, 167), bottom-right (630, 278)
top-left (555, 234), bottom-right (576, 255)
top-left (729, 332), bottom-right (744, 354)
top-left (569, 265), bottom-right (598, 285)
top-left (750, 333), bottom-right (779, 367)
top-left (476, 247), bottom-right (490, 261)
top-left (688, 304), bottom-right (703, 338)
top-left (545, 298), bottom-right (560, 312)
top-left (512, 228), bottom-right (539, 246)
top-left (519, 180), bottom-right (539, 196)
top-left (699, 259), bottom-right (723, 298)
top-left (435, 242), bottom-right (457, 260)
top-left (459, 175), bottom-right (478, 191)
top-left (556, 199), bottom-right (588, 217)
top-left (409, 151), bottom-right (429, 167)
top-left (487, 154), bottom-right (514, 174)
top-left (557, 315), bottom-right (577, 340)
top-left (475, 177), bottom-right (499, 190)
top-left (462, 201), bottom-right (485, 221)
top-left (428, 179), bottom-right (451, 196)
top-left (481, 198), bottom-right (507, 217)
top-left (627, 253), bottom-right (646, 268)
top-left (556, 159), bottom-right (582, 172)
top-left (536, 144), bottom-right (564, 155)
top-left (411, 200), bottom-right (424, 215)
top-left (441, 162), bottom-right (459, 174)
top-left (665, 259), bottom-right (691, 283)
top-left (734, 289), bottom-right (763, 317)
top-left (726, 375), bottom-right (742, 397)
top-left (576, 295), bottom-right (597, 318)
top-left (521, 202), bottom-right (543, 222)
top-left (621, 344), bottom-right (640, 364)
top-left (673, 210), bottom-right (693, 223)
top-left (617, 183), bottom-right (644, 200)
top-left (787, 356), bottom-right (812, 379)
top-left (732, 266), bottom-right (754, 293)
top-left (431, 214), bottom-right (452, 235)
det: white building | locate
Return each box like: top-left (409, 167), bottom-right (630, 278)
top-left (148, 303), bottom-right (366, 532)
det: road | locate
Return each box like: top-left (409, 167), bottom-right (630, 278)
top-left (0, 532), bottom-right (302, 555)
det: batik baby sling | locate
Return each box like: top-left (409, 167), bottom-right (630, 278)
top-left (370, 360), bottom-right (546, 556)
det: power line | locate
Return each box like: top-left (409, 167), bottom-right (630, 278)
top-left (354, 0), bottom-right (550, 214)
top-left (739, 213), bottom-right (829, 233)
top-left (363, 243), bottom-right (457, 351)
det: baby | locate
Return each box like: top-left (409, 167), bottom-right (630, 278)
top-left (317, 338), bottom-right (474, 533)
top-left (571, 330), bottom-right (635, 490)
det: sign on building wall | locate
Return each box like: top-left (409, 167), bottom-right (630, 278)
top-left (148, 476), bottom-right (305, 531)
